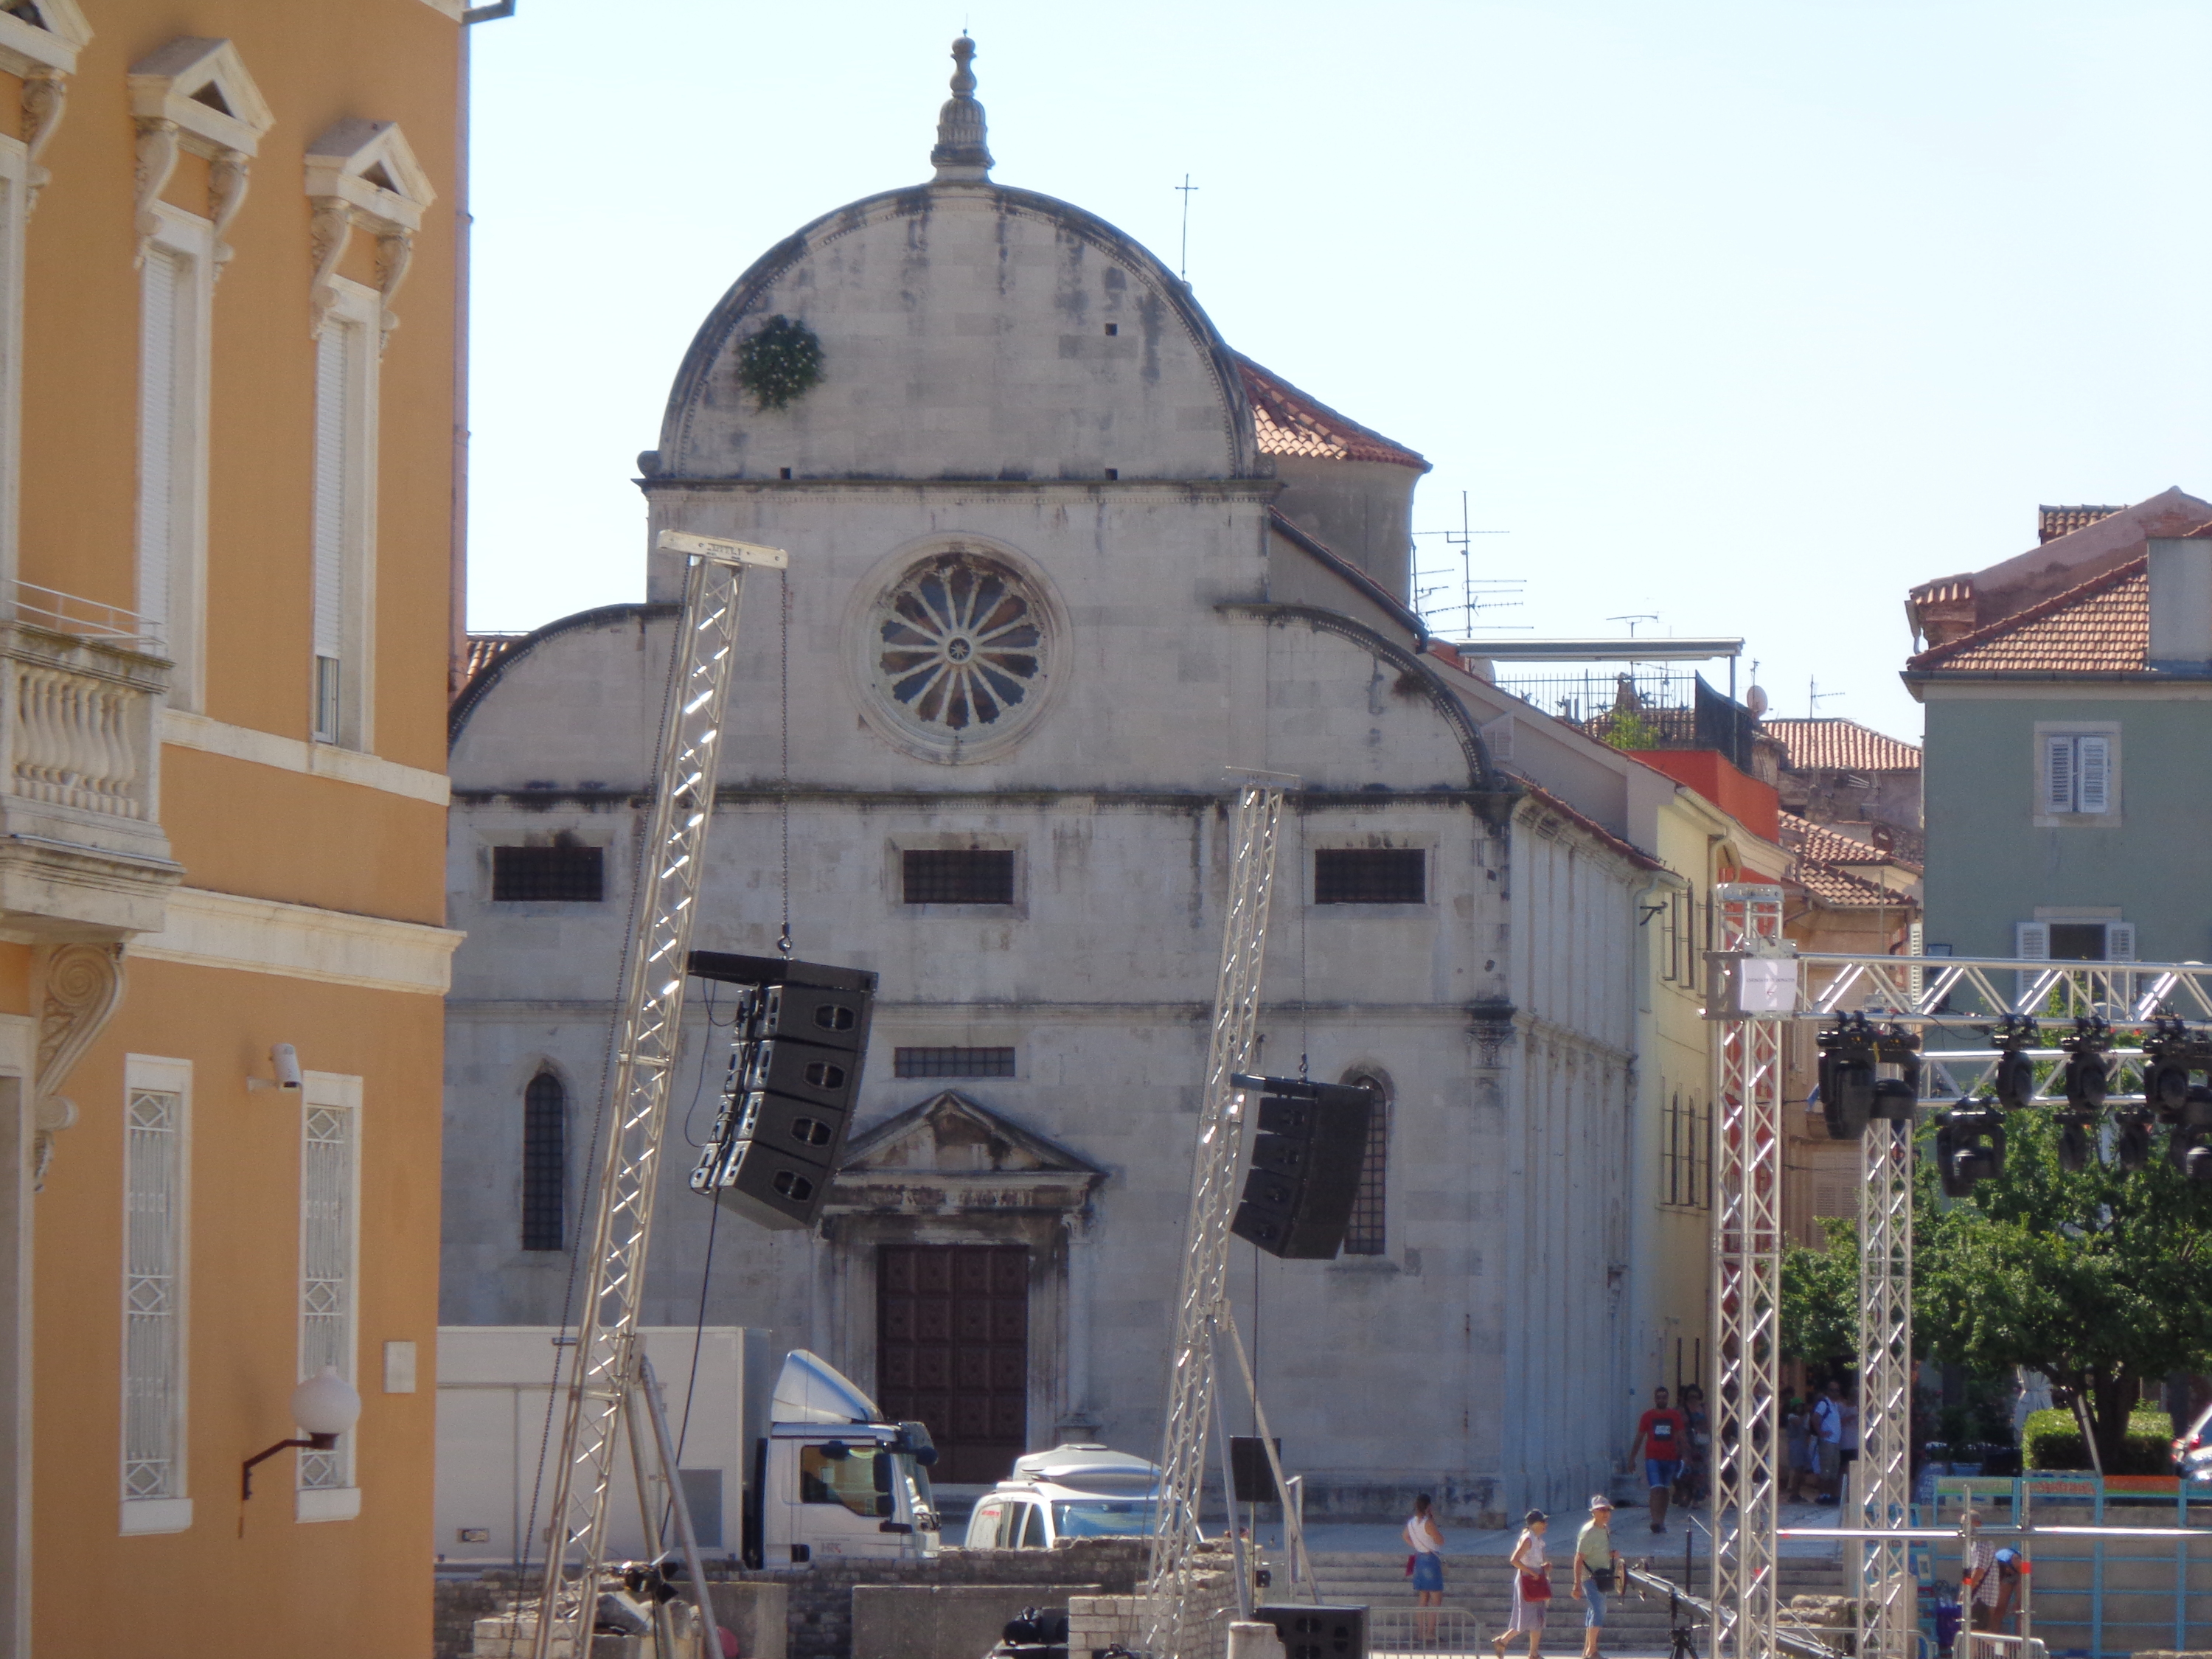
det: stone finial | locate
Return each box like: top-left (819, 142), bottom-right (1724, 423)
top-left (930, 34), bottom-right (993, 183)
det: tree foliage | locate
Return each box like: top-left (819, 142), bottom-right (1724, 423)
top-left (1781, 1214), bottom-right (1860, 1372)
top-left (1916, 1109), bottom-right (2212, 1470)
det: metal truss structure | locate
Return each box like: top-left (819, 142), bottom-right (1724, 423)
top-left (1708, 939), bottom-right (2212, 1659)
top-left (529, 532), bottom-right (786, 1659)
top-left (1857, 1113), bottom-right (1913, 1659)
top-left (1145, 782), bottom-right (1286, 1659)
top-left (1708, 883), bottom-right (1787, 1659)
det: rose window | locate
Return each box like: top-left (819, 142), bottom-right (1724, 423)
top-left (870, 552), bottom-right (1048, 746)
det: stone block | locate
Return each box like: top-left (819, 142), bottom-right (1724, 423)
top-left (850, 1584), bottom-right (1098, 1659)
top-left (709, 1582), bottom-right (788, 1659)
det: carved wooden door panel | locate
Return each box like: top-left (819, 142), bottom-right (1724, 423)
top-left (877, 1243), bottom-right (1029, 1485)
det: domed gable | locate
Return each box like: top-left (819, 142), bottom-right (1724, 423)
top-left (653, 181), bottom-right (1261, 483)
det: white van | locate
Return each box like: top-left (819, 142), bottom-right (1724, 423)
top-left (963, 1444), bottom-right (1163, 1550)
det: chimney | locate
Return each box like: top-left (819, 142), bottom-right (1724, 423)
top-left (2143, 513), bottom-right (2212, 672)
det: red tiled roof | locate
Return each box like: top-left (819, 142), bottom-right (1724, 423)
top-left (464, 632), bottom-right (526, 684)
top-left (1907, 557), bottom-right (2148, 672)
top-left (2039, 504), bottom-right (2126, 544)
top-left (1236, 356), bottom-right (1429, 470)
top-left (1791, 860), bottom-right (1907, 910)
top-left (1762, 718), bottom-right (1921, 774)
top-left (1778, 812), bottom-right (1921, 876)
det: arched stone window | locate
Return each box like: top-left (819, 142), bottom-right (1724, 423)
top-left (1343, 1073), bottom-right (1390, 1256)
top-left (521, 1071), bottom-right (566, 1252)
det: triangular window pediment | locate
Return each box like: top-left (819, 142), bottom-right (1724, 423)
top-left (842, 1091), bottom-right (1103, 1180)
top-left (0, 0), bottom-right (88, 74)
top-left (128, 38), bottom-right (274, 158)
top-left (304, 118), bottom-right (436, 232)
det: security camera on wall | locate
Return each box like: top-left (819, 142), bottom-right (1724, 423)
top-left (250, 1043), bottom-right (303, 1093)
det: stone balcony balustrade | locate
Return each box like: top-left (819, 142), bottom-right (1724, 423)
top-left (0, 585), bottom-right (178, 939)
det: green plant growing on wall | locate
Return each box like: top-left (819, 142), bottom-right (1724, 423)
top-left (1599, 709), bottom-right (1661, 751)
top-left (734, 315), bottom-right (824, 411)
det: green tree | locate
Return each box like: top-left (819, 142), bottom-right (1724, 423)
top-left (1916, 1110), bottom-right (2212, 1470)
top-left (1781, 1214), bottom-right (1860, 1373)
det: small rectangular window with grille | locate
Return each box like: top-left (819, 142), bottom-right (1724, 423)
top-left (902, 849), bottom-right (1015, 905)
top-left (492, 844), bottom-right (605, 903)
top-left (894, 1046), bottom-right (1017, 1079)
top-left (1314, 848), bottom-right (1425, 905)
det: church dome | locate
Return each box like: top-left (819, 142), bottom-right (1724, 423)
top-left (649, 38), bottom-right (1262, 484)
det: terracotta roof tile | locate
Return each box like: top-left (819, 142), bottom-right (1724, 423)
top-left (1791, 860), bottom-right (1907, 909)
top-left (463, 632), bottom-right (526, 684)
top-left (1761, 718), bottom-right (1921, 774)
top-left (1778, 811), bottom-right (1921, 875)
top-left (2039, 504), bottom-right (2126, 544)
top-left (1236, 355), bottom-right (1429, 470)
top-left (1907, 557), bottom-right (2148, 672)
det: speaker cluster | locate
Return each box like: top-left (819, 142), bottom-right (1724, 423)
top-left (686, 951), bottom-right (877, 1231)
top-left (1228, 1073), bottom-right (1378, 1260)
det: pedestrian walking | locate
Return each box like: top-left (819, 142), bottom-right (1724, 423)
top-left (1812, 1380), bottom-right (1845, 1506)
top-left (1571, 1495), bottom-right (1621, 1659)
top-left (1492, 1509), bottom-right (1551, 1659)
top-left (1783, 1393), bottom-right (1812, 1502)
top-left (1680, 1385), bottom-right (1712, 1506)
top-left (1405, 1493), bottom-right (1445, 1642)
top-left (1627, 1386), bottom-right (1688, 1534)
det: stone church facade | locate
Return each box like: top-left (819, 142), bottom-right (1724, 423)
top-left (442, 42), bottom-right (1683, 1521)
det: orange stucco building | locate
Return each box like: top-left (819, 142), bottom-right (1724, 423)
top-left (0, 2), bottom-right (466, 1652)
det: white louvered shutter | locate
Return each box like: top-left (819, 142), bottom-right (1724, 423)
top-left (2044, 735), bottom-right (2076, 813)
top-left (310, 321), bottom-right (351, 740)
top-left (1480, 714), bottom-right (1515, 766)
top-left (2106, 923), bottom-right (2136, 961)
top-left (2017, 922), bottom-right (2049, 960)
top-left (136, 247), bottom-right (182, 634)
top-left (2076, 735), bottom-right (2112, 815)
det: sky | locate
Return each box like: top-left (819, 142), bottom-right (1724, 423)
top-left (465, 0), bottom-right (2212, 744)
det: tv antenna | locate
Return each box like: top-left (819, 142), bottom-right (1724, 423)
top-left (1411, 489), bottom-right (1520, 634)
top-left (1175, 174), bottom-right (1198, 282)
top-left (1607, 614), bottom-right (1660, 639)
top-left (1809, 675), bottom-right (1846, 715)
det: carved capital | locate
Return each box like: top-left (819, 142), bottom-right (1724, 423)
top-left (307, 195), bottom-right (352, 338)
top-left (21, 69), bottom-right (65, 214)
top-left (207, 146), bottom-right (249, 276)
top-left (32, 943), bottom-right (125, 1192)
top-left (373, 226), bottom-right (413, 352)
top-left (132, 116), bottom-right (179, 266)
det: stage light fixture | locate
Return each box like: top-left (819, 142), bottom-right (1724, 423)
top-left (1935, 1101), bottom-right (2006, 1198)
top-left (2115, 1109), bottom-right (2155, 1171)
top-left (2168, 1086), bottom-right (2212, 1183)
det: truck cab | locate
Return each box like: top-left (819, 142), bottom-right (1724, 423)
top-left (752, 1350), bottom-right (940, 1566)
top-left (964, 1444), bottom-right (1164, 1550)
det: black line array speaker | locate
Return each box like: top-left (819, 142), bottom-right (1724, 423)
top-left (1229, 1436), bottom-right (1281, 1504)
top-left (686, 953), bottom-right (877, 1231)
top-left (1253, 1604), bottom-right (1367, 1659)
top-left (1230, 1077), bottom-right (1376, 1259)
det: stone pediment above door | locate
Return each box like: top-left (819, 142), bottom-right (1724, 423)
top-left (828, 1091), bottom-right (1105, 1215)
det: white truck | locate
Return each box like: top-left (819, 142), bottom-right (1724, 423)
top-left (436, 1328), bottom-right (941, 1568)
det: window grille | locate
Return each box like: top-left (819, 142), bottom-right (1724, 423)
top-left (894, 1046), bottom-right (1016, 1079)
top-left (1662, 1092), bottom-right (1711, 1211)
top-left (122, 1088), bottom-right (184, 1502)
top-left (1314, 848), bottom-right (1425, 905)
top-left (521, 1072), bottom-right (566, 1251)
top-left (1342, 1080), bottom-right (1389, 1255)
top-left (299, 1101), bottom-right (356, 1490)
top-left (491, 844), bottom-right (605, 902)
top-left (901, 848), bottom-right (1015, 905)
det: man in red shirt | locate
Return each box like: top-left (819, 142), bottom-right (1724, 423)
top-left (1627, 1385), bottom-right (1690, 1534)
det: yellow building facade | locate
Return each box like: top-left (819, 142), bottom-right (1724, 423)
top-left (1627, 765), bottom-right (1790, 1403)
top-left (0, 3), bottom-right (464, 1652)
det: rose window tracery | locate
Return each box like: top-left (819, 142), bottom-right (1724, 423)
top-left (869, 552), bottom-right (1048, 748)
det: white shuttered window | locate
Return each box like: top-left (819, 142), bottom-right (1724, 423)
top-left (134, 209), bottom-right (213, 705)
top-left (310, 282), bottom-right (379, 750)
top-left (2039, 730), bottom-right (2120, 818)
top-left (121, 1056), bottom-right (192, 1535)
top-left (298, 1082), bottom-right (360, 1494)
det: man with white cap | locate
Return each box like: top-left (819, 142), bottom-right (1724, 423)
top-left (1573, 1494), bottom-right (1622, 1659)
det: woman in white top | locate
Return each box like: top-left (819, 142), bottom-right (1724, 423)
top-left (1405, 1494), bottom-right (1445, 1639)
top-left (1494, 1509), bottom-right (1551, 1659)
